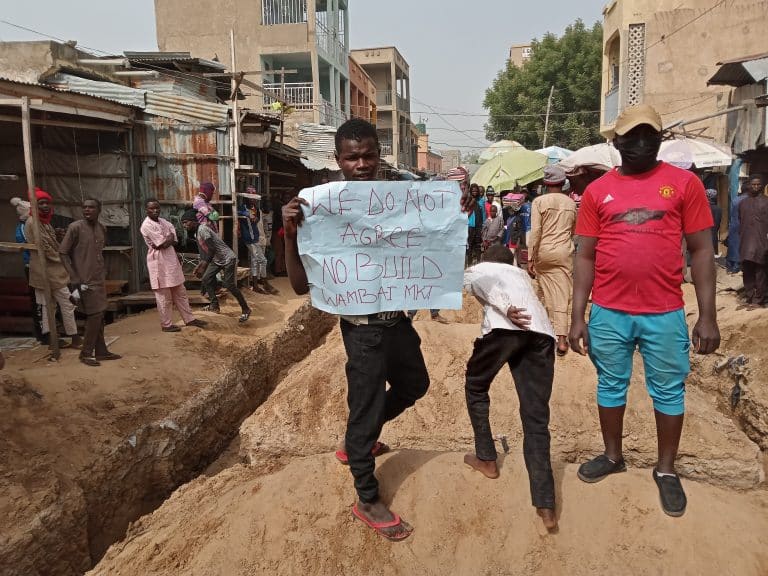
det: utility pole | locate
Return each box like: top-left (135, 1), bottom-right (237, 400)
top-left (542, 85), bottom-right (555, 148)
top-left (279, 66), bottom-right (286, 144)
top-left (21, 97), bottom-right (59, 360)
top-left (230, 29), bottom-right (240, 262)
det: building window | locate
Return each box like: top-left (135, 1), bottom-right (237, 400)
top-left (626, 23), bottom-right (646, 106)
top-left (262, 0), bottom-right (307, 25)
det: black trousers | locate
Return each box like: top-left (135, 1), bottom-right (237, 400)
top-left (465, 329), bottom-right (555, 509)
top-left (202, 259), bottom-right (249, 312)
top-left (340, 318), bottom-right (430, 503)
top-left (742, 258), bottom-right (768, 304)
top-left (81, 312), bottom-right (108, 359)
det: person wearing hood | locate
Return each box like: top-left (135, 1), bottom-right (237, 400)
top-left (528, 165), bottom-right (576, 356)
top-left (11, 197), bottom-right (44, 341)
top-left (193, 182), bottom-right (220, 233)
top-left (24, 188), bottom-right (81, 348)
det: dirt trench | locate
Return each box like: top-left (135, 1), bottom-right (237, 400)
top-left (0, 303), bottom-right (336, 576)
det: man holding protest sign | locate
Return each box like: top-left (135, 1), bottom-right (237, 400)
top-left (283, 118), bottom-right (472, 542)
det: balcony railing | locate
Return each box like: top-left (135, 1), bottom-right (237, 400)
top-left (315, 19), bottom-right (347, 63)
top-left (376, 90), bottom-right (408, 111)
top-left (319, 98), bottom-right (348, 128)
top-left (380, 141), bottom-right (393, 156)
top-left (262, 0), bottom-right (307, 25)
top-left (377, 90), bottom-right (392, 106)
top-left (262, 82), bottom-right (314, 110)
top-left (604, 85), bottom-right (620, 126)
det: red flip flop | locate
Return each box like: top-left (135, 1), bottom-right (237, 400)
top-left (351, 504), bottom-right (412, 542)
top-left (335, 441), bottom-right (389, 465)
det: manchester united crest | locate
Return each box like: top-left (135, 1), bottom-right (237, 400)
top-left (659, 185), bottom-right (676, 199)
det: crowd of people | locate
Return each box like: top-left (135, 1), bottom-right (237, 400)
top-left (9, 192), bottom-right (122, 366)
top-left (283, 108), bottom-right (723, 542)
top-left (3, 104), bottom-right (758, 543)
top-left (7, 180), bottom-right (290, 362)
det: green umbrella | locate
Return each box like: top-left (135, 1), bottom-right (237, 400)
top-left (470, 148), bottom-right (548, 190)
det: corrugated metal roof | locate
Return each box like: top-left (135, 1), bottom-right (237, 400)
top-left (708, 56), bottom-right (768, 87)
top-left (145, 92), bottom-right (228, 125)
top-left (297, 123), bottom-right (338, 172)
top-left (124, 52), bottom-right (226, 71)
top-left (44, 73), bottom-right (229, 125)
top-left (46, 73), bottom-right (147, 108)
top-left (0, 75), bottom-right (138, 109)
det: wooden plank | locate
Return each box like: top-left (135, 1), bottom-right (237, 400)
top-left (0, 241), bottom-right (37, 253)
top-left (21, 96), bottom-right (59, 359)
top-left (0, 113), bottom-right (129, 132)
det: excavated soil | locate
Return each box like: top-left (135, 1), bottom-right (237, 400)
top-left (0, 279), bottom-right (335, 576)
top-left (89, 276), bottom-right (768, 576)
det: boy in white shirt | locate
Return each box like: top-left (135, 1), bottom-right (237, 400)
top-left (463, 244), bottom-right (558, 531)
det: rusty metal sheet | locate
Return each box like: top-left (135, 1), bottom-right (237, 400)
top-left (133, 119), bottom-right (231, 204)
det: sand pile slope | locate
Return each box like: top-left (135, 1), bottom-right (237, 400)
top-left (89, 453), bottom-right (768, 576)
top-left (90, 283), bottom-right (768, 576)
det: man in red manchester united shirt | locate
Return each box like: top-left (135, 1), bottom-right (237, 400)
top-left (569, 104), bottom-right (720, 517)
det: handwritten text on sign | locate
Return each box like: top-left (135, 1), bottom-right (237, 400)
top-left (297, 181), bottom-right (466, 315)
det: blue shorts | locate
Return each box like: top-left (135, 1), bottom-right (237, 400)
top-left (588, 304), bottom-right (690, 416)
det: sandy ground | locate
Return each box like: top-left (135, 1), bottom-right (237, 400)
top-left (89, 272), bottom-right (768, 576)
top-left (0, 278), bottom-right (304, 563)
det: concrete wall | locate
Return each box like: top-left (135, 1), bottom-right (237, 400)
top-left (600, 0), bottom-right (768, 139)
top-left (0, 41), bottom-right (115, 84)
top-left (155, 0), bottom-right (318, 129)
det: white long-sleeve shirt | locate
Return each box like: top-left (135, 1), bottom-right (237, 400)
top-left (463, 261), bottom-right (555, 339)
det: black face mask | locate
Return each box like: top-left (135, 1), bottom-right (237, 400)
top-left (615, 135), bottom-right (661, 171)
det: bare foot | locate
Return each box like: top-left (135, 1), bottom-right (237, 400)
top-left (463, 454), bottom-right (499, 479)
top-left (355, 500), bottom-right (413, 541)
top-left (537, 508), bottom-right (558, 532)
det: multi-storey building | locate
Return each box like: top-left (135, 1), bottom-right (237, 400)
top-left (348, 55), bottom-right (376, 124)
top-left (349, 46), bottom-right (415, 169)
top-left (155, 0), bottom-right (351, 145)
top-left (600, 0), bottom-right (768, 139)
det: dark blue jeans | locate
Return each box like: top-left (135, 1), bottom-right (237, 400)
top-left (340, 318), bottom-right (430, 503)
top-left (465, 329), bottom-right (555, 509)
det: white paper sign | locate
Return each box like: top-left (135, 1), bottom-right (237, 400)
top-left (297, 181), bottom-right (467, 315)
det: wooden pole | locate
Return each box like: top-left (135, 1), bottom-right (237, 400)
top-left (230, 28), bottom-right (240, 262)
top-left (279, 66), bottom-right (286, 144)
top-left (21, 97), bottom-right (60, 360)
top-left (542, 85), bottom-right (555, 148)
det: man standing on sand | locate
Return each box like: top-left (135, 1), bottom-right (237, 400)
top-left (528, 165), bottom-right (577, 356)
top-left (738, 174), bottom-right (768, 308)
top-left (282, 118), bottom-right (472, 542)
top-left (25, 188), bottom-right (82, 348)
top-left (569, 104), bottom-right (720, 517)
top-left (140, 199), bottom-right (207, 332)
top-left (60, 198), bottom-right (122, 367)
top-left (463, 244), bottom-right (558, 531)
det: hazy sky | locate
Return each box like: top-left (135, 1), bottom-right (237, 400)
top-left (1, 0), bottom-right (606, 154)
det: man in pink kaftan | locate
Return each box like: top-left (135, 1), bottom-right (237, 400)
top-left (140, 199), bottom-right (207, 332)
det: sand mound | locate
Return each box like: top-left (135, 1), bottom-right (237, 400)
top-left (241, 316), bottom-right (762, 488)
top-left (90, 278), bottom-right (768, 575)
top-left (89, 452), bottom-right (768, 576)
